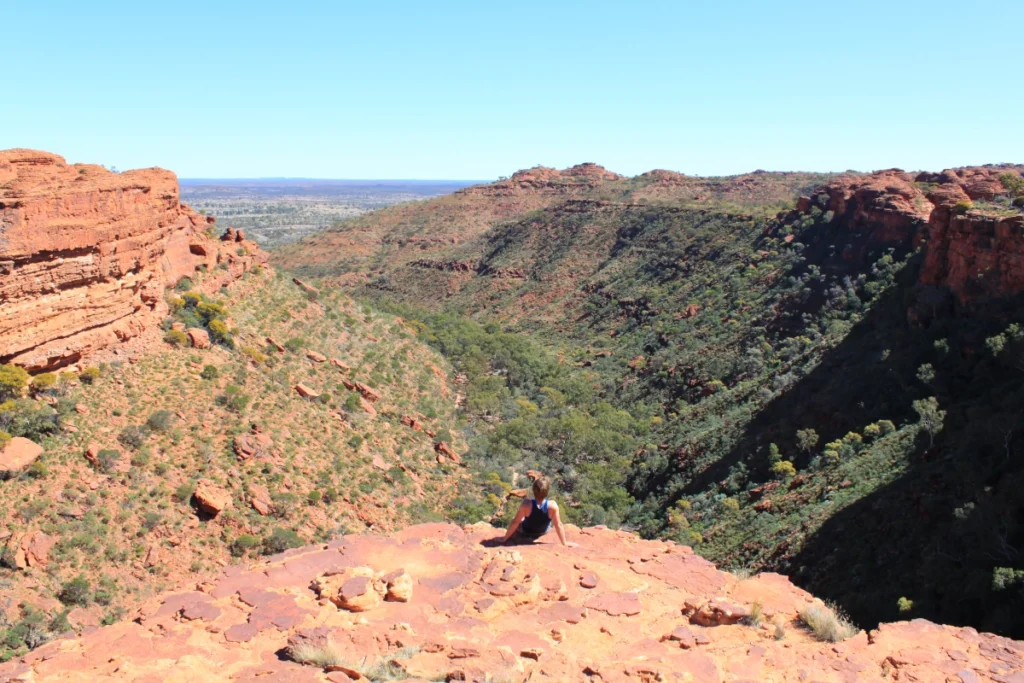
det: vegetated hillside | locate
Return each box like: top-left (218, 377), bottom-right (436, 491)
top-left (5, 522), bottom-right (1023, 683)
top-left (273, 162), bottom-right (1024, 637)
top-left (274, 163), bottom-right (837, 281)
top-left (0, 265), bottom-right (467, 662)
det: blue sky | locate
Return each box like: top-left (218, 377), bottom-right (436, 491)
top-left (4, 0), bottom-right (1022, 179)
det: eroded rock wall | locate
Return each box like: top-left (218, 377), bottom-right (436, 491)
top-left (784, 165), bottom-right (1024, 307)
top-left (0, 149), bottom-right (267, 371)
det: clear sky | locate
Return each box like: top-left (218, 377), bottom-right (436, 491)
top-left (4, 0), bottom-right (1022, 179)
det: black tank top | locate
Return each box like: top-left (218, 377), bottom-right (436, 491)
top-left (521, 499), bottom-right (551, 536)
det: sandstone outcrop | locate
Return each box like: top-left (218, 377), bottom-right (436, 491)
top-left (0, 437), bottom-right (43, 476)
top-left (2, 523), bottom-right (1020, 682)
top-left (0, 149), bottom-right (267, 371)
top-left (782, 165), bottom-right (1024, 307)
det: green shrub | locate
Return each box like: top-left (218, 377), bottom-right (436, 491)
top-left (307, 490), bottom-right (322, 505)
top-left (146, 410), bottom-right (175, 433)
top-left (30, 373), bottom-right (57, 393)
top-left (0, 365), bottom-right (29, 399)
top-left (58, 575), bottom-right (92, 607)
top-left (231, 534), bottom-right (260, 557)
top-left (200, 365), bottom-right (219, 380)
top-left (0, 399), bottom-right (59, 441)
top-left (176, 277), bottom-right (194, 292)
top-left (770, 460), bottom-right (796, 479)
top-left (264, 527), bottom-right (304, 555)
top-left (79, 367), bottom-right (101, 385)
top-left (0, 429), bottom-right (10, 450)
top-left (118, 425), bottom-right (150, 450)
top-left (208, 319), bottom-right (232, 346)
top-left (173, 480), bottom-right (196, 502)
top-left (96, 449), bottom-right (122, 474)
top-left (163, 329), bottom-right (188, 346)
top-left (952, 200), bottom-right (972, 215)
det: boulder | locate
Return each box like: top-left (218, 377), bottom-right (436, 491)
top-left (266, 336), bottom-right (286, 353)
top-left (193, 480), bottom-right (230, 516)
top-left (434, 441), bottom-right (462, 464)
top-left (0, 437), bottom-right (44, 476)
top-left (22, 531), bottom-right (54, 567)
top-left (306, 350), bottom-right (327, 363)
top-left (170, 321), bottom-right (187, 332)
top-left (295, 383), bottom-right (320, 399)
top-left (249, 484), bottom-right (273, 516)
top-left (401, 415), bottom-right (423, 431)
top-left (187, 328), bottom-right (211, 349)
top-left (383, 569), bottom-right (414, 602)
top-left (329, 358), bottom-right (351, 372)
top-left (313, 568), bottom-right (385, 612)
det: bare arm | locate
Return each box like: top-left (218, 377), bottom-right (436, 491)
top-left (549, 502), bottom-right (572, 547)
top-left (501, 501), bottom-right (530, 543)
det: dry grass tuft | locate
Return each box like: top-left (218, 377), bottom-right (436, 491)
top-left (799, 602), bottom-right (858, 642)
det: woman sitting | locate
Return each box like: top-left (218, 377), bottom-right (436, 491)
top-left (500, 475), bottom-right (573, 546)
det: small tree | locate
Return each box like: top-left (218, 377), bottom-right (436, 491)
top-left (796, 429), bottom-right (819, 454)
top-left (912, 397), bottom-right (946, 448)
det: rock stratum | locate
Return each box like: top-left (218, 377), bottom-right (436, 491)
top-left (0, 149), bottom-right (267, 371)
top-left (1, 523), bottom-right (1020, 682)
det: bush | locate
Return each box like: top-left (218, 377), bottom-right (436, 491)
top-left (263, 527), bottom-right (304, 555)
top-left (952, 200), bottom-right (973, 215)
top-left (231, 534), bottom-right (260, 557)
top-left (176, 277), bottom-right (194, 292)
top-left (208, 319), bottom-right (233, 347)
top-left (146, 410), bottom-right (175, 433)
top-left (0, 400), bottom-right (59, 441)
top-left (770, 460), bottom-right (796, 479)
top-left (118, 425), bottom-right (150, 450)
top-left (799, 602), bottom-right (857, 642)
top-left (0, 365), bottom-right (29, 399)
top-left (200, 365), bottom-right (219, 380)
top-left (96, 449), bottom-right (121, 474)
top-left (58, 575), bottom-right (92, 607)
top-left (164, 329), bottom-right (188, 346)
top-left (307, 490), bottom-right (322, 505)
top-left (173, 481), bottom-right (196, 502)
top-left (0, 430), bottom-right (10, 450)
top-left (79, 367), bottom-right (101, 385)
top-left (30, 373), bottom-right (57, 394)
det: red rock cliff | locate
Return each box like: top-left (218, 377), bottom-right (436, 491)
top-left (784, 165), bottom-right (1024, 306)
top-left (0, 149), bottom-right (267, 371)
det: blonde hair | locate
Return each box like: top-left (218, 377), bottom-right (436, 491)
top-left (532, 476), bottom-right (550, 500)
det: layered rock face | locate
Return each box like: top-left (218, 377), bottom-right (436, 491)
top-left (0, 149), bottom-right (267, 371)
top-left (786, 165), bottom-right (1024, 306)
top-left (2, 523), bottom-right (1020, 682)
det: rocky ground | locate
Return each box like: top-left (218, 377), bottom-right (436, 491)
top-left (1, 522), bottom-right (1020, 682)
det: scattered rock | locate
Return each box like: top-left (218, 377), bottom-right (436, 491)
top-left (193, 480), bottom-right (230, 516)
top-left (187, 328), bottom-right (211, 349)
top-left (306, 350), bottom-right (327, 363)
top-left (295, 383), bottom-right (320, 399)
top-left (434, 441), bottom-right (462, 464)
